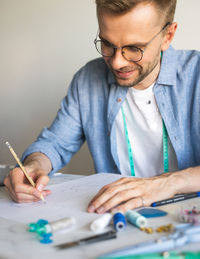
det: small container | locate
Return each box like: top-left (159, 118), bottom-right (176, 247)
top-left (0, 165), bottom-right (14, 186)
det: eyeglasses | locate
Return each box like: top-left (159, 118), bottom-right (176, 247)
top-left (94, 22), bottom-right (171, 62)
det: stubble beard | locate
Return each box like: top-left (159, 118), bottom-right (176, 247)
top-left (110, 52), bottom-right (161, 88)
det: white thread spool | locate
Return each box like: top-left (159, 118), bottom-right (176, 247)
top-left (90, 213), bottom-right (112, 232)
top-left (45, 217), bottom-right (76, 233)
top-left (125, 210), bottom-right (147, 228)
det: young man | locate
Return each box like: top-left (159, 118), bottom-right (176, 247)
top-left (4, 0), bottom-right (200, 213)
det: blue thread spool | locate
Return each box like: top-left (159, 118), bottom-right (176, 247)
top-left (125, 210), bottom-right (147, 228)
top-left (113, 212), bottom-right (126, 232)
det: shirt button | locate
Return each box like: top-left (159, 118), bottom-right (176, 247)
top-left (117, 98), bottom-right (122, 103)
top-left (107, 131), bottom-right (110, 136)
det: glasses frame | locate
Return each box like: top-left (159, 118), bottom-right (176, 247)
top-left (94, 22), bottom-right (171, 62)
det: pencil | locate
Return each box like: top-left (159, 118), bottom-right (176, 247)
top-left (5, 141), bottom-right (45, 201)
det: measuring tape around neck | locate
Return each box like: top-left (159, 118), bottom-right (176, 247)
top-left (121, 106), bottom-right (169, 176)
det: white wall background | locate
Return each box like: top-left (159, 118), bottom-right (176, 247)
top-left (0, 0), bottom-right (199, 175)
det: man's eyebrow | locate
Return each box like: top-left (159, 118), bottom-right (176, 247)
top-left (98, 35), bottom-right (148, 48)
top-left (99, 35), bottom-right (113, 45)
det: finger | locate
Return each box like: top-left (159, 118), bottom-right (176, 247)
top-left (3, 174), bottom-right (11, 188)
top-left (4, 167), bottom-right (51, 203)
top-left (4, 169), bottom-right (28, 200)
top-left (90, 177), bottom-right (130, 202)
top-left (111, 196), bottom-right (149, 213)
top-left (34, 174), bottom-right (51, 201)
top-left (95, 188), bottom-right (137, 214)
top-left (35, 175), bottom-right (50, 192)
top-left (5, 186), bottom-right (50, 203)
top-left (90, 182), bottom-right (120, 202)
top-left (9, 167), bottom-right (29, 188)
top-left (88, 182), bottom-right (132, 213)
top-left (90, 177), bottom-right (139, 204)
top-left (8, 169), bottom-right (44, 201)
top-left (88, 185), bottom-right (123, 212)
top-left (5, 186), bottom-right (40, 203)
top-left (4, 178), bottom-right (38, 203)
top-left (4, 178), bottom-right (19, 200)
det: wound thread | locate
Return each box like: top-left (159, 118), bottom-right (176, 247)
top-left (113, 212), bottom-right (126, 232)
top-left (125, 210), bottom-right (147, 228)
top-left (49, 217), bottom-right (76, 233)
top-left (90, 213), bottom-right (113, 232)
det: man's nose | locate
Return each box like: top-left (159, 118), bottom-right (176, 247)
top-left (109, 48), bottom-right (129, 70)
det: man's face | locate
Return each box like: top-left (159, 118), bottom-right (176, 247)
top-left (98, 3), bottom-right (166, 89)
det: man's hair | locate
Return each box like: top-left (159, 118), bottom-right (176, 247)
top-left (96, 0), bottom-right (177, 25)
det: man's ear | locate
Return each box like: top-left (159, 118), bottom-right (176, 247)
top-left (161, 22), bottom-right (178, 51)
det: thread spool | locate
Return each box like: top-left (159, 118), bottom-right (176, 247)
top-left (125, 210), bottom-right (147, 228)
top-left (28, 217), bottom-right (76, 243)
top-left (113, 212), bottom-right (126, 232)
top-left (90, 213), bottom-right (113, 232)
top-left (46, 217), bottom-right (76, 233)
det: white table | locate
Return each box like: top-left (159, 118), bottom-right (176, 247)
top-left (0, 173), bottom-right (200, 259)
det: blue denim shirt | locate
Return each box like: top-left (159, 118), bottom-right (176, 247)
top-left (22, 46), bottom-right (200, 176)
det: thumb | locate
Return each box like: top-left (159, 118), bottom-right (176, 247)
top-left (35, 175), bottom-right (49, 192)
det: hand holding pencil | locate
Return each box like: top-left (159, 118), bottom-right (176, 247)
top-left (4, 142), bottom-right (51, 203)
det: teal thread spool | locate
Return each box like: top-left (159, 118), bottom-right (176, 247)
top-left (28, 219), bottom-right (53, 244)
top-left (126, 210), bottom-right (147, 228)
top-left (28, 217), bottom-right (76, 244)
top-left (113, 212), bottom-right (126, 232)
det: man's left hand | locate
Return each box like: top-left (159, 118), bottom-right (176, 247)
top-left (87, 173), bottom-right (178, 213)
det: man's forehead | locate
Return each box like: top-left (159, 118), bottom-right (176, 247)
top-left (98, 3), bottom-right (162, 45)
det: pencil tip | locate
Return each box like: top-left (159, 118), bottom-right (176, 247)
top-left (41, 194), bottom-right (46, 203)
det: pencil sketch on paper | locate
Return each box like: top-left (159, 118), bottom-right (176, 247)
top-left (0, 173), bottom-right (122, 226)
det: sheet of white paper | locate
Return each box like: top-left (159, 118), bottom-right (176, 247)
top-left (0, 173), bottom-right (122, 231)
top-left (48, 173), bottom-right (84, 185)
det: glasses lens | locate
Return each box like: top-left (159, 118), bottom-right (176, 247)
top-left (122, 46), bottom-right (143, 62)
top-left (94, 40), bottom-right (143, 61)
top-left (95, 40), bottom-right (114, 57)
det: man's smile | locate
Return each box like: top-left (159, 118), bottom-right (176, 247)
top-left (114, 69), bottom-right (137, 79)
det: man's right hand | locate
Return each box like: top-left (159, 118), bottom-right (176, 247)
top-left (4, 167), bottom-right (51, 203)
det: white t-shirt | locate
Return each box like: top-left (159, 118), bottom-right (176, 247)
top-left (115, 83), bottom-right (178, 177)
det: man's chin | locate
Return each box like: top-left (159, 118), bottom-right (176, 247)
top-left (115, 77), bottom-right (136, 88)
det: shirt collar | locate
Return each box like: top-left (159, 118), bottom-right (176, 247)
top-left (156, 45), bottom-right (177, 86)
